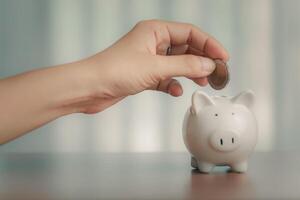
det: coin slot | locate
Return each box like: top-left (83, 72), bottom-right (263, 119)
top-left (232, 138), bottom-right (234, 143)
top-left (220, 139), bottom-right (223, 145)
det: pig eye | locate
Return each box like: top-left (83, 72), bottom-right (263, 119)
top-left (232, 112), bottom-right (235, 115)
top-left (214, 113), bottom-right (218, 117)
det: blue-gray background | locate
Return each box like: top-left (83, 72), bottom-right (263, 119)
top-left (0, 0), bottom-right (299, 152)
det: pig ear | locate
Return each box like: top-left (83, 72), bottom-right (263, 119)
top-left (231, 90), bottom-right (255, 109)
top-left (191, 91), bottom-right (215, 115)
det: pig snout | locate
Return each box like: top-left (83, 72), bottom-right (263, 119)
top-left (209, 131), bottom-right (240, 152)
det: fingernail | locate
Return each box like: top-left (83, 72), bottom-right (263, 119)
top-left (200, 57), bottom-right (216, 73)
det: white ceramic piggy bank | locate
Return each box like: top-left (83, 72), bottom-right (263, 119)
top-left (182, 90), bottom-right (258, 173)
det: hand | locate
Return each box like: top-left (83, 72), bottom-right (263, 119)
top-left (77, 20), bottom-right (229, 114)
top-left (0, 20), bottom-right (229, 143)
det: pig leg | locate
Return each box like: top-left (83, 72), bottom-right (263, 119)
top-left (196, 160), bottom-right (214, 173)
top-left (191, 156), bottom-right (213, 173)
top-left (191, 156), bottom-right (198, 168)
top-left (231, 161), bottom-right (248, 173)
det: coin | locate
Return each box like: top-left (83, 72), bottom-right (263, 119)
top-left (208, 59), bottom-right (230, 90)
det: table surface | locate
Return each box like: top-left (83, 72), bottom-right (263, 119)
top-left (0, 151), bottom-right (299, 200)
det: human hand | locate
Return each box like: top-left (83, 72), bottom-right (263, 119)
top-left (0, 20), bottom-right (229, 143)
top-left (78, 20), bottom-right (229, 113)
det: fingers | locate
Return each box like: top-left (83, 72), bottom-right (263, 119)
top-left (140, 20), bottom-right (229, 61)
top-left (161, 45), bottom-right (210, 87)
top-left (165, 20), bottom-right (229, 61)
top-left (156, 54), bottom-right (216, 79)
top-left (193, 77), bottom-right (208, 86)
top-left (164, 45), bottom-right (189, 55)
top-left (156, 78), bottom-right (183, 97)
top-left (185, 45), bottom-right (205, 56)
top-left (133, 20), bottom-right (229, 95)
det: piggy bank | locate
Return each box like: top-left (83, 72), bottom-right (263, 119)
top-left (182, 90), bottom-right (258, 173)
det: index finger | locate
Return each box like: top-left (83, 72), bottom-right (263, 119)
top-left (154, 20), bottom-right (229, 61)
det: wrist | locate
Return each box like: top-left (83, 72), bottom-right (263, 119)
top-left (53, 59), bottom-right (99, 115)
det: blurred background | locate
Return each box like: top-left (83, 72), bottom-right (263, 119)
top-left (0, 0), bottom-right (299, 153)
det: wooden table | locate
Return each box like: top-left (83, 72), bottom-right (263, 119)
top-left (0, 152), bottom-right (299, 199)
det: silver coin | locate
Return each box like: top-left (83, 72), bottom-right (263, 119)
top-left (208, 59), bottom-right (230, 90)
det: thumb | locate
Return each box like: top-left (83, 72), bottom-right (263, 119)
top-left (156, 54), bottom-right (216, 79)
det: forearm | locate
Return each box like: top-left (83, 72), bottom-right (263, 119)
top-left (0, 60), bottom-right (96, 144)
